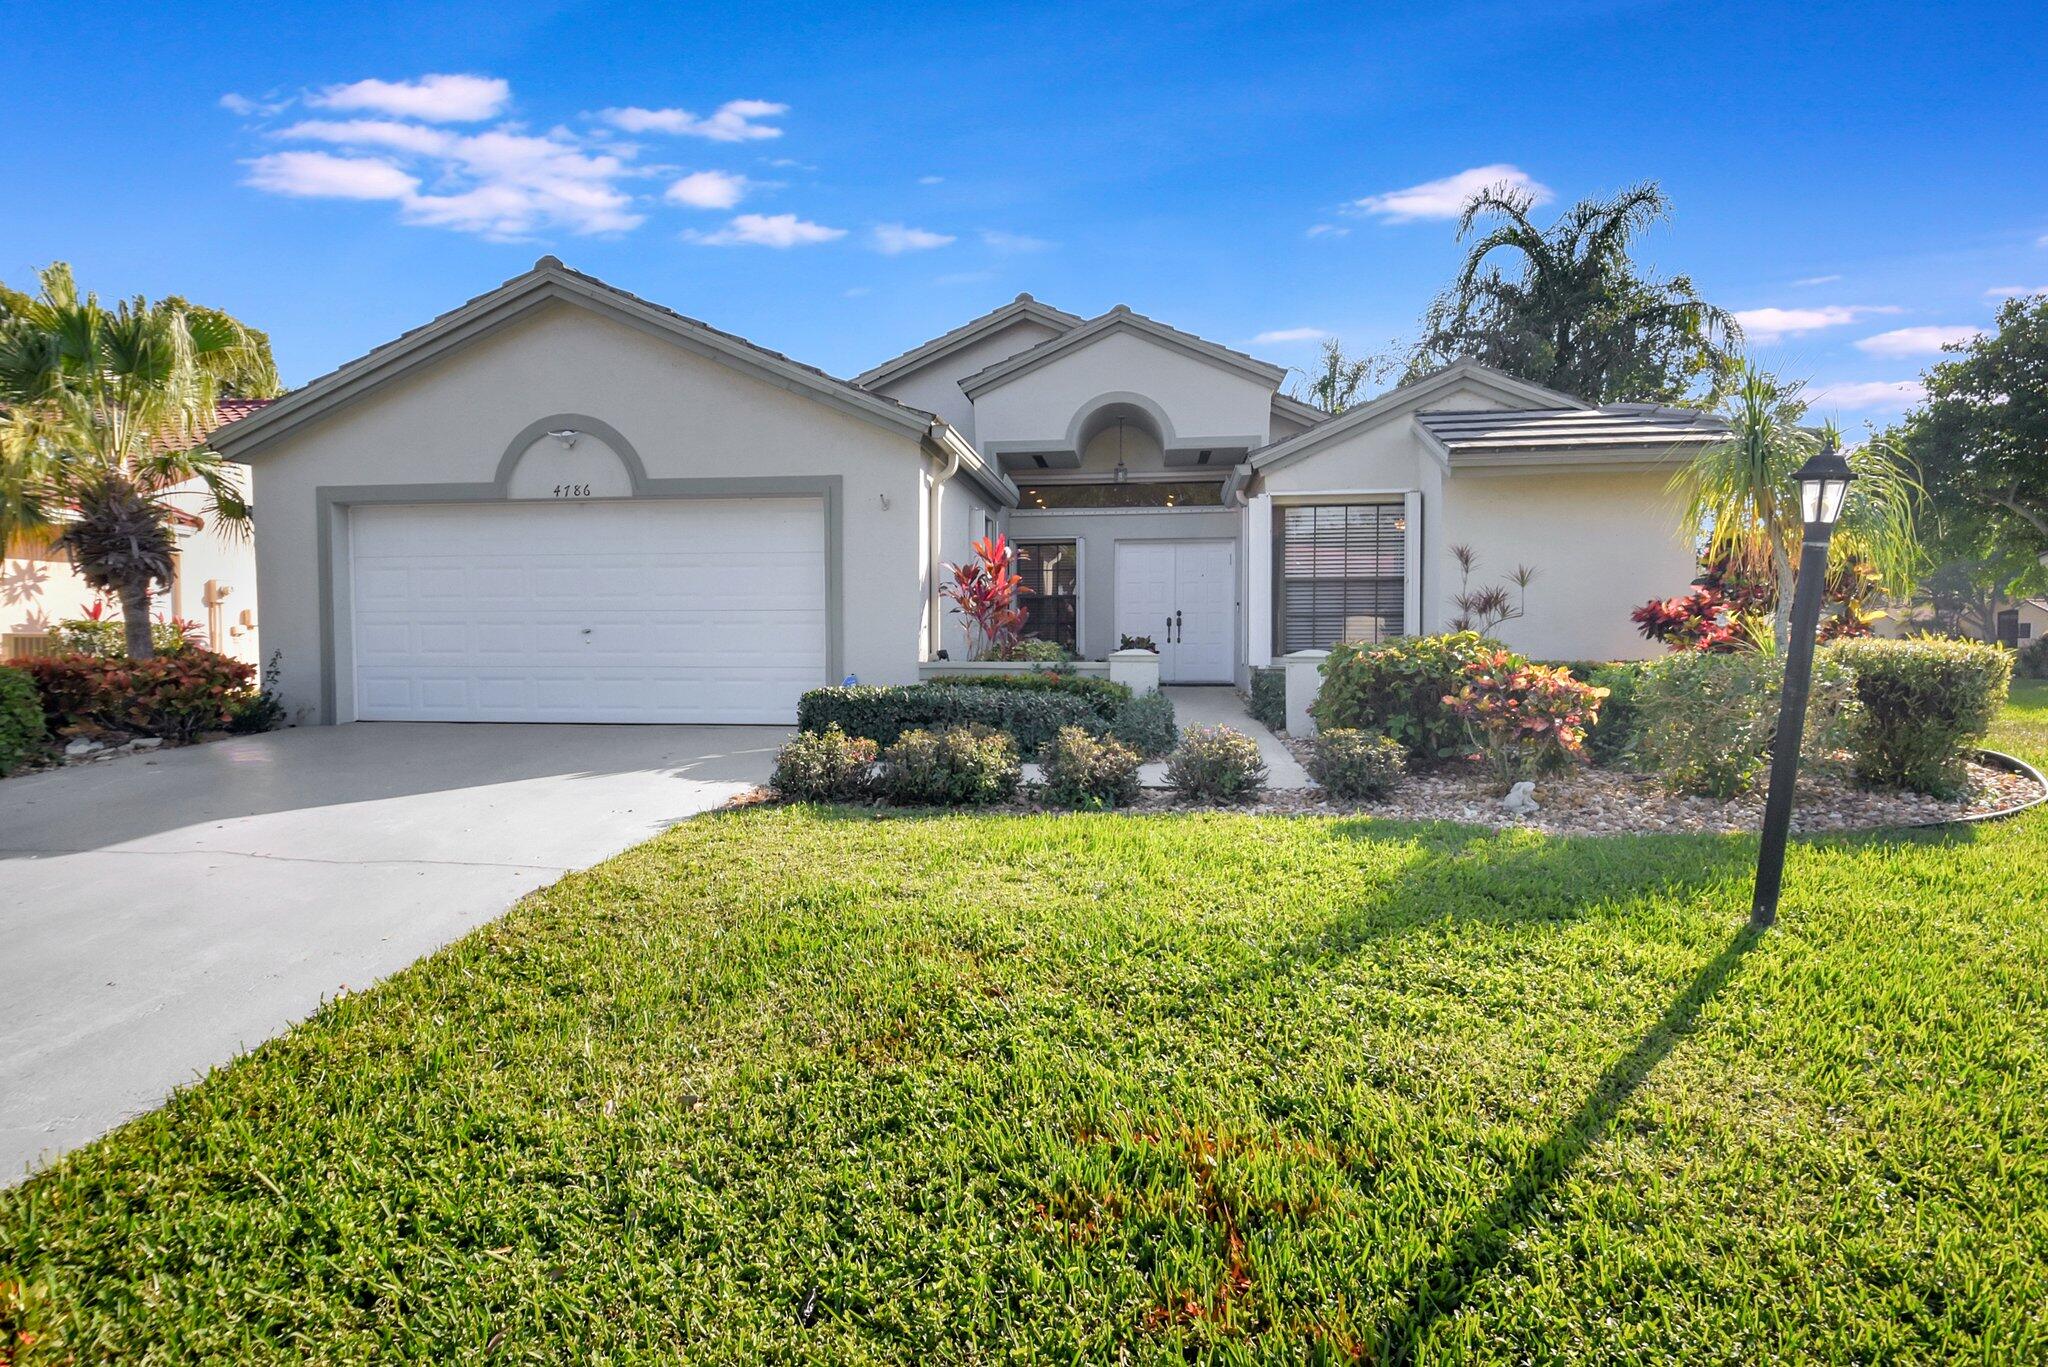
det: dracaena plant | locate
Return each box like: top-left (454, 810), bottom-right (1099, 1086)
top-left (939, 534), bottom-right (1032, 661)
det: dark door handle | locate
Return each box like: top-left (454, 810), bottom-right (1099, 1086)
top-left (1165, 614), bottom-right (1173, 643)
top-left (1175, 609), bottom-right (1183, 642)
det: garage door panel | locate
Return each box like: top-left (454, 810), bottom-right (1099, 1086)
top-left (350, 499), bottom-right (826, 723)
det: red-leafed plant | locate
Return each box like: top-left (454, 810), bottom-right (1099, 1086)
top-left (940, 534), bottom-right (1032, 661)
top-left (1443, 649), bottom-right (1607, 791)
top-left (1632, 587), bottom-right (1745, 652)
top-left (23, 648), bottom-right (256, 743)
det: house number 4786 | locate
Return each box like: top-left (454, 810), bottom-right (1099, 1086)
top-left (553, 483), bottom-right (592, 498)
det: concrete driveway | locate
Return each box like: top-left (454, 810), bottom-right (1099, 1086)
top-left (0, 722), bottom-right (782, 1183)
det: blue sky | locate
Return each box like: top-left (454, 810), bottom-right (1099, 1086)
top-left (7, 0), bottom-right (2044, 428)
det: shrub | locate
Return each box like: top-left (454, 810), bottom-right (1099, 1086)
top-left (1247, 666), bottom-right (1286, 731)
top-left (1312, 631), bottom-right (1501, 764)
top-left (52, 616), bottom-right (199, 658)
top-left (1118, 634), bottom-right (1157, 652)
top-left (227, 651), bottom-right (286, 734)
top-left (772, 724), bottom-right (878, 802)
top-left (1036, 725), bottom-right (1142, 810)
top-left (23, 649), bottom-right (257, 744)
top-left (798, 683), bottom-right (1101, 752)
top-left (1826, 636), bottom-right (2013, 797)
top-left (1581, 662), bottom-right (1647, 765)
top-left (878, 725), bottom-right (1020, 806)
top-left (991, 637), bottom-right (1068, 663)
top-left (2017, 636), bottom-right (2048, 681)
top-left (926, 670), bottom-right (1128, 722)
top-left (1634, 651), bottom-right (1858, 799)
top-left (1164, 725), bottom-right (1267, 802)
top-left (1305, 728), bottom-right (1405, 800)
top-left (1444, 651), bottom-right (1606, 792)
top-left (1109, 690), bottom-right (1177, 758)
top-left (0, 665), bottom-right (49, 776)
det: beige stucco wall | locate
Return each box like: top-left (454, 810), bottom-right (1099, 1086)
top-left (245, 299), bottom-right (930, 723)
top-left (871, 318), bottom-right (1064, 444)
top-left (1001, 507), bottom-right (1238, 661)
top-left (971, 329), bottom-right (1277, 451)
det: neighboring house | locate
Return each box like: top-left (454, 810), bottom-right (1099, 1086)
top-left (1, 400), bottom-right (270, 664)
top-left (219, 258), bottom-right (1727, 726)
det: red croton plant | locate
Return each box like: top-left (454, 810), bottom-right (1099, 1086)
top-left (939, 534), bottom-right (1032, 661)
top-left (1632, 554), bottom-right (1882, 652)
top-left (1443, 650), bottom-right (1607, 792)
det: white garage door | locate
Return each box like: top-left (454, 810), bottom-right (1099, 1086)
top-left (349, 499), bottom-right (826, 723)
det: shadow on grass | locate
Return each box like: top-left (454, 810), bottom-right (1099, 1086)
top-left (1377, 920), bottom-right (1767, 1362)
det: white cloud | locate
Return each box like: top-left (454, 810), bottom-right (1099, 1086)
top-left (1305, 223), bottom-right (1350, 239)
top-left (917, 175), bottom-right (944, 185)
top-left (1253, 327), bottom-right (1328, 344)
top-left (601, 100), bottom-right (786, 142)
top-left (220, 92), bottom-right (257, 116)
top-left (1350, 164), bottom-right (1552, 222)
top-left (665, 170), bottom-right (749, 209)
top-left (309, 74), bottom-right (509, 122)
top-left (1854, 325), bottom-right (1982, 357)
top-left (685, 212), bottom-right (844, 247)
top-left (1792, 274), bottom-right (1842, 286)
top-left (872, 223), bottom-right (955, 254)
top-left (936, 270), bottom-right (997, 286)
top-left (980, 229), bottom-right (1052, 253)
top-left (2039, 233), bottom-right (2048, 248)
top-left (843, 286), bottom-right (873, 298)
top-left (1985, 284), bottom-right (2048, 299)
top-left (244, 151), bottom-right (420, 201)
top-left (1731, 304), bottom-right (1900, 343)
top-left (279, 118), bottom-right (458, 156)
top-left (1806, 379), bottom-right (1927, 410)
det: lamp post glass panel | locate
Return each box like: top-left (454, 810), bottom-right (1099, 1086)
top-left (1751, 440), bottom-right (1856, 927)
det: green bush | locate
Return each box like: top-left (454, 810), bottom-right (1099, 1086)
top-left (798, 684), bottom-right (1101, 752)
top-left (0, 664), bottom-right (49, 776)
top-left (52, 617), bottom-right (198, 658)
top-left (925, 670), bottom-right (1128, 722)
top-left (22, 649), bottom-right (258, 744)
top-left (1305, 728), bottom-right (1405, 800)
top-left (877, 726), bottom-right (1020, 806)
top-left (1581, 662), bottom-right (1647, 765)
top-left (1108, 690), bottom-right (1177, 758)
top-left (772, 725), bottom-right (878, 802)
top-left (991, 638), bottom-right (1069, 663)
top-left (2016, 636), bottom-right (2048, 680)
top-left (1036, 725), bottom-right (1142, 810)
top-left (1635, 651), bottom-right (1859, 799)
top-left (1247, 667), bottom-right (1286, 731)
top-left (1826, 636), bottom-right (2013, 797)
top-left (1311, 631), bottom-right (1502, 763)
top-left (1164, 725), bottom-right (1267, 802)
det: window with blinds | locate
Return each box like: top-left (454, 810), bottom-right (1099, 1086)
top-left (1278, 503), bottom-right (1406, 651)
top-left (1014, 540), bottom-right (1079, 653)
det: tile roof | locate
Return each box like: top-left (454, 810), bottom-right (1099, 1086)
top-left (957, 304), bottom-right (1287, 397)
top-left (853, 293), bottom-right (1086, 388)
top-left (148, 397), bottom-right (275, 454)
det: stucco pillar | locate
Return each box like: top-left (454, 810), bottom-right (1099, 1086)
top-left (1108, 648), bottom-right (1161, 696)
top-left (1283, 648), bottom-right (1327, 735)
top-left (1246, 493), bottom-right (1273, 667)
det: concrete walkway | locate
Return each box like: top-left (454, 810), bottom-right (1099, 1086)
top-left (0, 722), bottom-right (782, 1183)
top-left (1149, 685), bottom-right (1313, 788)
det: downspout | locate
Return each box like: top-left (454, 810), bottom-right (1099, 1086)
top-left (927, 422), bottom-right (962, 659)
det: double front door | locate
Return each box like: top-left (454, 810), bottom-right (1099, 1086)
top-left (1114, 541), bottom-right (1235, 683)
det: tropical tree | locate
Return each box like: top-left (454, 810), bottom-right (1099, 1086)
top-left (1288, 338), bottom-right (1394, 414)
top-left (1409, 181), bottom-right (1742, 405)
top-left (0, 263), bottom-right (279, 658)
top-left (1672, 365), bottom-right (1923, 646)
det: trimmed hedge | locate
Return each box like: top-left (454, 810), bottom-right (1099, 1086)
top-left (0, 664), bottom-right (48, 776)
top-left (772, 725), bottom-right (877, 801)
top-left (1247, 667), bottom-right (1285, 731)
top-left (23, 649), bottom-right (258, 744)
top-left (1108, 691), bottom-right (1176, 758)
top-left (1312, 631), bottom-right (1502, 764)
top-left (1036, 726), bottom-right (1142, 810)
top-left (1635, 650), bottom-right (1858, 799)
top-left (799, 684), bottom-right (1102, 752)
top-left (1305, 728), bottom-right (1405, 800)
top-left (1826, 635), bottom-right (2013, 797)
top-left (878, 726), bottom-right (1020, 806)
top-left (925, 670), bottom-right (1129, 722)
top-left (1164, 726), bottom-right (1267, 802)
top-left (1581, 661), bottom-right (1648, 765)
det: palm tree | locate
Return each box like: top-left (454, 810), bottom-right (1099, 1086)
top-left (1410, 181), bottom-right (1742, 405)
top-left (1675, 365), bottom-right (1922, 645)
top-left (0, 263), bottom-right (278, 658)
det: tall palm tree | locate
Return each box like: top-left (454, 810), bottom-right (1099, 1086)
top-left (1675, 365), bottom-right (1923, 644)
top-left (1410, 181), bottom-right (1742, 405)
top-left (0, 263), bottom-right (278, 658)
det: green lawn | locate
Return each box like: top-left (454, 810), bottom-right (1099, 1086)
top-left (4, 687), bottom-right (2046, 1363)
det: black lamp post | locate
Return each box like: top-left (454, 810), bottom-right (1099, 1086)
top-left (1751, 438), bottom-right (1856, 927)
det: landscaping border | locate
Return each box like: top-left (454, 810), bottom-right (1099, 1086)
top-left (1904, 748), bottom-right (2048, 828)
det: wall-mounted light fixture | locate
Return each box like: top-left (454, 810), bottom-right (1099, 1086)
top-left (546, 429), bottom-right (581, 449)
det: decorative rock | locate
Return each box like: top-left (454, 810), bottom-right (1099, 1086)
top-left (1501, 781), bottom-right (1540, 816)
top-left (123, 737), bottom-right (164, 751)
top-left (64, 738), bottom-right (104, 758)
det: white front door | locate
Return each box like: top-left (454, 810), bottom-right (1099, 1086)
top-left (348, 498), bottom-right (826, 723)
top-left (1114, 541), bottom-right (1236, 683)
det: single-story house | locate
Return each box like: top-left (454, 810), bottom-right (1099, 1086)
top-left (215, 258), bottom-right (1727, 726)
top-left (2, 403), bottom-right (271, 665)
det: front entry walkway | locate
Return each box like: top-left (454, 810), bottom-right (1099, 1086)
top-left (1153, 685), bottom-right (1312, 788)
top-left (0, 722), bottom-right (784, 1182)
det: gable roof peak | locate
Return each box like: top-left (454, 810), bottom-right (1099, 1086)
top-left (534, 254), bottom-right (564, 271)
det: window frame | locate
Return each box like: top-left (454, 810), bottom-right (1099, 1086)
top-left (1011, 538), bottom-right (1081, 654)
top-left (1272, 500), bottom-right (1408, 654)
